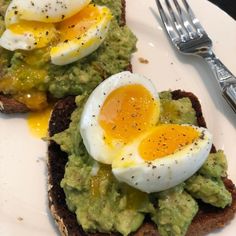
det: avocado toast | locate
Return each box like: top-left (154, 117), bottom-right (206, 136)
top-left (48, 90), bottom-right (236, 236)
top-left (0, 0), bottom-right (136, 113)
top-left (46, 1), bottom-right (236, 235)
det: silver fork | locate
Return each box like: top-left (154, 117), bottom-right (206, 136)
top-left (155, 0), bottom-right (236, 113)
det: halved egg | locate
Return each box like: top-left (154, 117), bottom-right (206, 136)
top-left (50, 4), bottom-right (112, 65)
top-left (0, 1), bottom-right (112, 65)
top-left (80, 71), bottom-right (160, 164)
top-left (112, 124), bottom-right (212, 193)
top-left (80, 71), bottom-right (213, 193)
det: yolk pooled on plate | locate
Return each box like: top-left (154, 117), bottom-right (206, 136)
top-left (98, 84), bottom-right (159, 145)
top-left (27, 106), bottom-right (52, 138)
top-left (139, 124), bottom-right (200, 161)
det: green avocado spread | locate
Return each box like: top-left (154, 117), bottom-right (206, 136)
top-left (0, 0), bottom-right (137, 110)
top-left (52, 91), bottom-right (232, 236)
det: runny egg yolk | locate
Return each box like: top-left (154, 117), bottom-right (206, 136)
top-left (90, 164), bottom-right (112, 197)
top-left (56, 4), bottom-right (101, 42)
top-left (9, 20), bottom-right (56, 48)
top-left (99, 84), bottom-right (159, 145)
top-left (27, 106), bottom-right (52, 138)
top-left (90, 164), bottom-right (148, 208)
top-left (139, 124), bottom-right (200, 161)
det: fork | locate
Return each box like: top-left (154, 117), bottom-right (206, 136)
top-left (155, 0), bottom-right (236, 113)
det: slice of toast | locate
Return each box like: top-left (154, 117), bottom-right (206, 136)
top-left (47, 91), bottom-right (236, 236)
top-left (0, 0), bottom-right (128, 114)
top-left (0, 93), bottom-right (30, 113)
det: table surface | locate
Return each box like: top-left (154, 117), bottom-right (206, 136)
top-left (209, 0), bottom-right (236, 19)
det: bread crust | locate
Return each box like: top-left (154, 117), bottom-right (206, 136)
top-left (47, 91), bottom-right (236, 236)
top-left (0, 93), bottom-right (30, 113)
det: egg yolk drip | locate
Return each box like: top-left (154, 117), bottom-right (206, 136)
top-left (9, 20), bottom-right (56, 48)
top-left (56, 4), bottom-right (101, 42)
top-left (90, 164), bottom-right (112, 197)
top-left (0, 64), bottom-right (48, 110)
top-left (27, 105), bottom-right (52, 138)
top-left (99, 84), bottom-right (159, 145)
top-left (139, 124), bottom-right (200, 161)
top-left (90, 164), bottom-right (148, 209)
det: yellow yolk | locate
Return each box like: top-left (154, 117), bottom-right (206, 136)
top-left (27, 106), bottom-right (52, 138)
top-left (90, 164), bottom-right (112, 197)
top-left (56, 4), bottom-right (101, 42)
top-left (139, 124), bottom-right (200, 161)
top-left (14, 91), bottom-right (48, 111)
top-left (50, 4), bottom-right (112, 65)
top-left (99, 84), bottom-right (159, 145)
top-left (90, 165), bottom-right (148, 208)
top-left (9, 20), bottom-right (56, 48)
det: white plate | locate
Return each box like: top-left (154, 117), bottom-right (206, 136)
top-left (0, 0), bottom-right (236, 235)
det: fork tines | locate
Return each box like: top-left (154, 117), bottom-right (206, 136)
top-left (155, 0), bottom-right (206, 44)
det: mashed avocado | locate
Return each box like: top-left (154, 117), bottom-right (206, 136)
top-left (151, 184), bottom-right (198, 236)
top-left (52, 91), bottom-right (232, 236)
top-left (0, 0), bottom-right (137, 110)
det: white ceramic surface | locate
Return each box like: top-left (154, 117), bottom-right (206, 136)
top-left (0, 0), bottom-right (235, 235)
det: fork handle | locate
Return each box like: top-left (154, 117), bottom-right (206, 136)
top-left (203, 52), bottom-right (236, 112)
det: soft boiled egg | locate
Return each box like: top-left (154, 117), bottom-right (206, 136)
top-left (80, 71), bottom-right (213, 193)
top-left (50, 4), bottom-right (112, 65)
top-left (80, 71), bottom-right (160, 164)
top-left (112, 124), bottom-right (212, 193)
top-left (0, 0), bottom-right (112, 65)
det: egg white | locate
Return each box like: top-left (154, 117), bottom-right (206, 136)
top-left (5, 0), bottom-right (91, 26)
top-left (79, 71), bottom-right (160, 165)
top-left (0, 29), bottom-right (35, 51)
top-left (0, 23), bottom-right (56, 51)
top-left (112, 125), bottom-right (213, 193)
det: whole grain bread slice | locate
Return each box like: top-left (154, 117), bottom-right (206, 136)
top-left (47, 91), bottom-right (236, 236)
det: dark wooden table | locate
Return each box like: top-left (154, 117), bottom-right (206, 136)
top-left (209, 0), bottom-right (236, 20)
